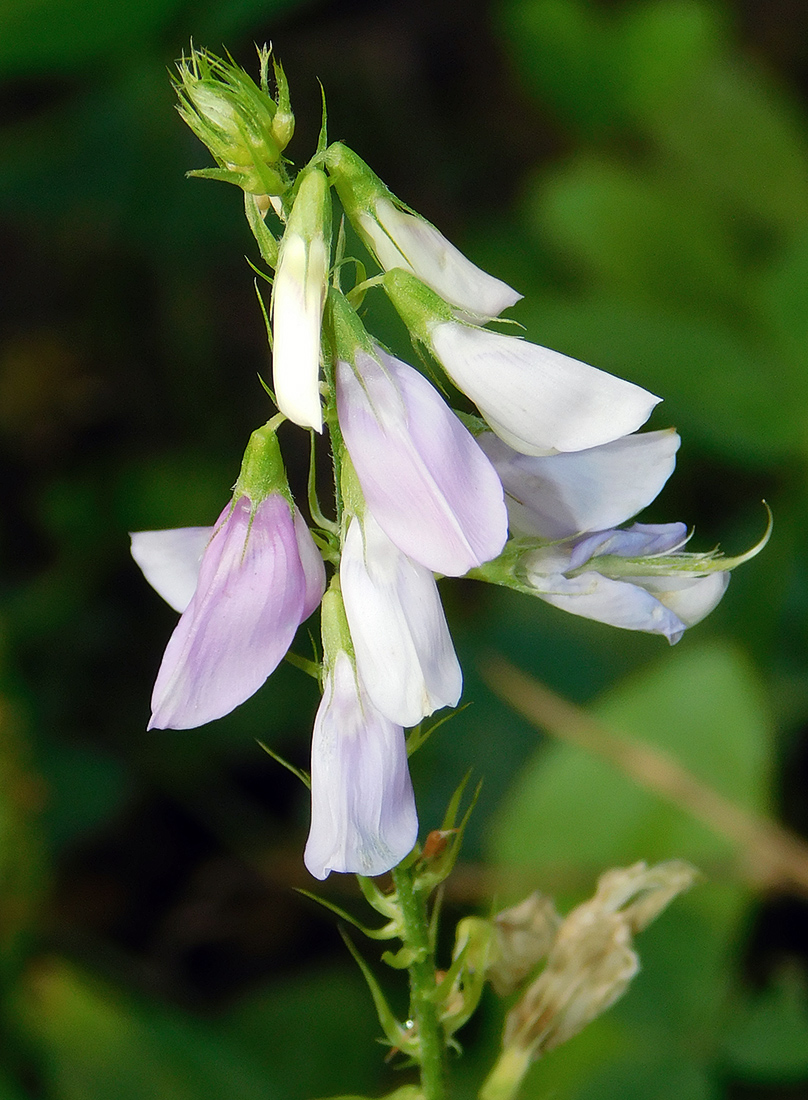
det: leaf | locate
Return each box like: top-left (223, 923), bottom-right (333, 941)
top-left (499, 0), bottom-right (628, 134)
top-left (721, 970), bottom-right (808, 1082)
top-left (491, 640), bottom-right (772, 876)
top-left (648, 57), bottom-right (808, 233)
top-left (531, 156), bottom-right (746, 318)
top-left (22, 956), bottom-right (384, 1100)
top-left (19, 958), bottom-right (280, 1100)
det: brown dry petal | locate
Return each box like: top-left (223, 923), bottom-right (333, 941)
top-left (489, 892), bottom-right (562, 997)
top-left (502, 860), bottom-right (697, 1060)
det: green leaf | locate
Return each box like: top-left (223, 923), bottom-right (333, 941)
top-left (617, 0), bottom-right (722, 119)
top-left (19, 958), bottom-right (280, 1100)
top-left (491, 640), bottom-right (772, 875)
top-left (721, 970), bottom-right (808, 1082)
top-left (338, 930), bottom-right (413, 1055)
top-left (22, 957), bottom-right (384, 1100)
top-left (499, 0), bottom-right (628, 134)
top-left (530, 156), bottom-right (746, 318)
top-left (648, 57), bottom-right (808, 233)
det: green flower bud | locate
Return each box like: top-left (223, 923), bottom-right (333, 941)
top-left (174, 46), bottom-right (293, 197)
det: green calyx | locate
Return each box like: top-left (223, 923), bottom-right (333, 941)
top-left (320, 581), bottom-right (355, 669)
top-left (325, 142), bottom-right (390, 218)
top-left (285, 165), bottom-right (332, 244)
top-left (325, 287), bottom-right (377, 365)
top-left (339, 453), bottom-right (366, 528)
top-left (570, 505), bottom-right (772, 581)
top-left (233, 422), bottom-right (290, 507)
top-left (382, 269), bottom-right (456, 342)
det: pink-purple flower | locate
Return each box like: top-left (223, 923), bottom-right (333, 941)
top-left (336, 345), bottom-right (507, 576)
top-left (132, 493), bottom-right (325, 729)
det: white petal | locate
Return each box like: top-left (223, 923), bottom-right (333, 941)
top-left (130, 527), bottom-right (212, 613)
top-left (429, 323), bottom-right (660, 456)
top-left (479, 429), bottom-right (680, 540)
top-left (636, 572), bottom-right (730, 629)
top-left (304, 652), bottom-right (418, 879)
top-left (528, 568), bottom-right (687, 642)
top-left (341, 514), bottom-right (462, 727)
top-left (361, 198), bottom-right (522, 320)
top-left (271, 233), bottom-right (327, 431)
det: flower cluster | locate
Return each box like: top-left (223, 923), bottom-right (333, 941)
top-left (132, 50), bottom-right (756, 882)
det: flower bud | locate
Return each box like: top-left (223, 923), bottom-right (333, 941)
top-left (326, 142), bottom-right (520, 321)
top-left (271, 168), bottom-right (331, 431)
top-left (174, 46), bottom-right (292, 196)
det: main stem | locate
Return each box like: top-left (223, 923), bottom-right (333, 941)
top-left (391, 863), bottom-right (446, 1100)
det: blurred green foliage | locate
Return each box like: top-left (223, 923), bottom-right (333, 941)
top-left (1, 0), bottom-right (808, 1098)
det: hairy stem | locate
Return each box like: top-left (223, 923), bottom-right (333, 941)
top-left (392, 863), bottom-right (446, 1100)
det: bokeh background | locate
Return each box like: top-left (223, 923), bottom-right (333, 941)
top-left (1, 0), bottom-right (808, 1096)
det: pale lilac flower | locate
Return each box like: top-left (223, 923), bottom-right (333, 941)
top-left (523, 523), bottom-right (729, 644)
top-left (340, 512), bottom-right (462, 727)
top-left (336, 346), bottom-right (507, 576)
top-left (476, 429), bottom-right (731, 642)
top-left (428, 321), bottom-right (661, 457)
top-left (134, 494), bottom-right (325, 729)
top-left (325, 142), bottom-right (521, 321)
top-left (304, 650), bottom-right (418, 879)
top-left (478, 429), bottom-right (680, 540)
top-left (271, 168), bottom-right (330, 431)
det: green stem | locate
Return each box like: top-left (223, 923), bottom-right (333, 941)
top-left (479, 1047), bottom-right (532, 1100)
top-left (322, 351), bottom-right (344, 531)
top-left (391, 863), bottom-right (446, 1100)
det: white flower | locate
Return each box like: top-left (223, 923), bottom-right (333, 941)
top-left (325, 142), bottom-right (521, 320)
top-left (477, 430), bottom-right (734, 643)
top-left (478, 429), bottom-right (680, 540)
top-left (358, 197), bottom-right (521, 321)
top-left (304, 651), bottom-right (418, 879)
top-left (428, 321), bottom-right (661, 457)
top-left (340, 512), bottom-right (462, 727)
top-left (130, 526), bottom-right (212, 613)
top-left (271, 168), bottom-right (330, 431)
top-left (523, 523), bottom-right (729, 644)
